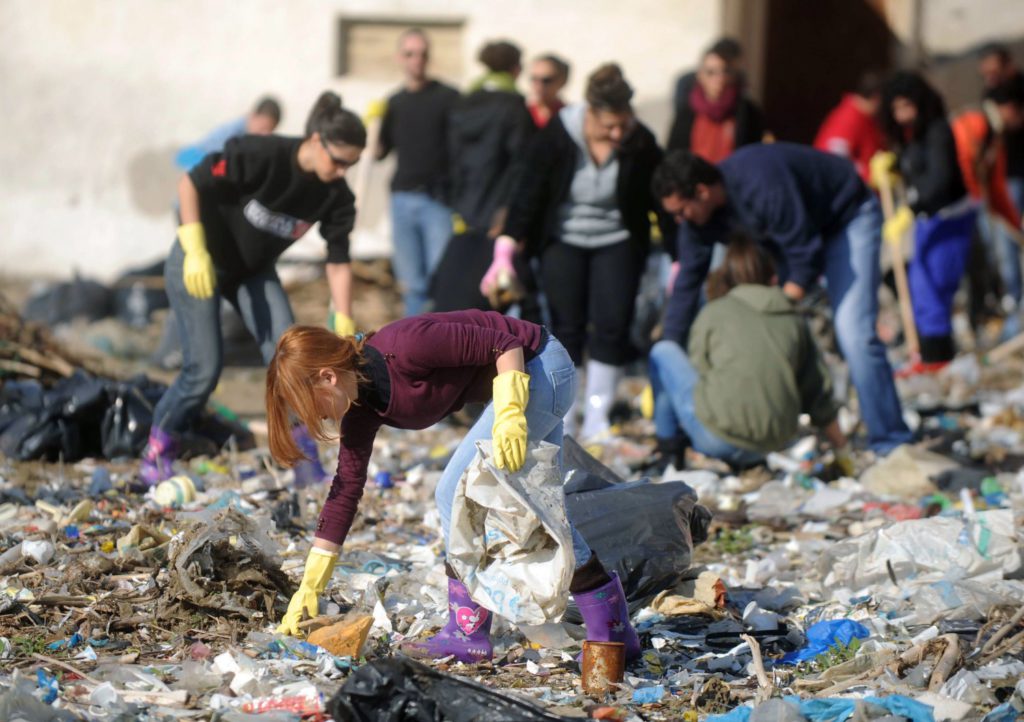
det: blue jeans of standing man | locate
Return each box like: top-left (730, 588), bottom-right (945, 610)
top-left (996, 178), bottom-right (1024, 339)
top-left (823, 197), bottom-right (912, 454)
top-left (434, 334), bottom-right (592, 569)
top-left (390, 191), bottom-right (453, 316)
top-left (152, 242), bottom-right (294, 432)
top-left (649, 340), bottom-right (765, 468)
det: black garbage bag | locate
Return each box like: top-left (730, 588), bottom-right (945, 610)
top-left (112, 259), bottom-right (169, 327)
top-left (0, 380), bottom-right (45, 435)
top-left (22, 274), bottom-right (114, 325)
top-left (0, 410), bottom-right (81, 461)
top-left (561, 437), bottom-right (712, 620)
top-left (328, 656), bottom-right (569, 722)
top-left (101, 381), bottom-right (157, 459)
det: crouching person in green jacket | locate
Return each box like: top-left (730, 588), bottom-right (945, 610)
top-left (649, 235), bottom-right (849, 469)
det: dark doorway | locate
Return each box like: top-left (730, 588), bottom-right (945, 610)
top-left (758, 0), bottom-right (896, 143)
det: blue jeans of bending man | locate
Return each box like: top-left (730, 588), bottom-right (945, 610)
top-left (649, 340), bottom-right (764, 468)
top-left (390, 191), bottom-right (453, 316)
top-left (434, 334), bottom-right (592, 569)
top-left (822, 197), bottom-right (911, 454)
top-left (152, 241), bottom-right (294, 432)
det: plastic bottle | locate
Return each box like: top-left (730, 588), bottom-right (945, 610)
top-left (154, 475), bottom-right (196, 507)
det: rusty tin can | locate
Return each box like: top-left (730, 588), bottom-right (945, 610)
top-left (582, 640), bottom-right (625, 694)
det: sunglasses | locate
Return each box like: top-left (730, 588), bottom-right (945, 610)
top-left (403, 50), bottom-right (428, 58)
top-left (531, 75), bottom-right (557, 85)
top-left (321, 138), bottom-right (358, 168)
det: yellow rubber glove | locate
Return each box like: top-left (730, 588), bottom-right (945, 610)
top-left (869, 151), bottom-right (899, 190)
top-left (364, 98), bottom-right (387, 125)
top-left (492, 370), bottom-right (530, 471)
top-left (277, 547), bottom-right (338, 637)
top-left (329, 311), bottom-right (356, 337)
top-left (452, 213), bottom-right (468, 236)
top-left (640, 384), bottom-right (654, 420)
top-left (883, 206), bottom-right (914, 246)
top-left (178, 223), bottom-right (216, 299)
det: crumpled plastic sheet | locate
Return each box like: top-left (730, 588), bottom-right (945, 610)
top-left (448, 441), bottom-right (574, 625)
top-left (819, 510), bottom-right (1021, 592)
top-left (328, 656), bottom-right (570, 722)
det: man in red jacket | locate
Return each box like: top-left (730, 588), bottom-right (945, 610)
top-left (814, 73), bottom-right (885, 185)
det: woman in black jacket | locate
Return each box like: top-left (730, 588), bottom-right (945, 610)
top-left (877, 72), bottom-right (975, 372)
top-left (481, 63), bottom-right (673, 439)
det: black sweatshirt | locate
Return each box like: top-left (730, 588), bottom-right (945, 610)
top-left (189, 135), bottom-right (355, 287)
top-left (379, 80), bottom-right (460, 198)
top-left (896, 118), bottom-right (967, 217)
top-left (503, 114), bottom-right (675, 258)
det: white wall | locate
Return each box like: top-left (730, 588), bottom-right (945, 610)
top-left (0, 0), bottom-right (719, 281)
top-left (883, 0), bottom-right (1024, 56)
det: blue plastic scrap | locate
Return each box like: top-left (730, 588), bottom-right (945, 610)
top-left (36, 668), bottom-right (59, 704)
top-left (779, 619), bottom-right (870, 664)
top-left (707, 695), bottom-right (934, 722)
top-left (632, 685), bottom-right (666, 704)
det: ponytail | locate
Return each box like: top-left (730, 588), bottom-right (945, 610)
top-left (305, 91), bottom-right (367, 148)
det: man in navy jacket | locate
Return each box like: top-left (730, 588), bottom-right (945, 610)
top-left (652, 144), bottom-right (911, 454)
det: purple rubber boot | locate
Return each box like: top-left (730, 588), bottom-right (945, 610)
top-left (140, 427), bottom-right (177, 486)
top-left (574, 572), bottom-right (641, 661)
top-left (400, 577), bottom-right (493, 663)
top-left (292, 425), bottom-right (329, 488)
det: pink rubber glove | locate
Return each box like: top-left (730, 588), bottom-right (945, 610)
top-left (480, 236), bottom-right (518, 297)
top-left (666, 261), bottom-right (681, 296)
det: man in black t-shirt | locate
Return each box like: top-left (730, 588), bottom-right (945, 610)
top-left (378, 28), bottom-right (459, 316)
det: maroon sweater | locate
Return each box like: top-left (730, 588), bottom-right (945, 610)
top-left (315, 310), bottom-right (544, 545)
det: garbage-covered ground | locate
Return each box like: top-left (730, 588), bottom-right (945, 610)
top-left (1, 270), bottom-right (1023, 722)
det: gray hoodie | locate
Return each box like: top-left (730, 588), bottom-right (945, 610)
top-left (556, 103), bottom-right (630, 248)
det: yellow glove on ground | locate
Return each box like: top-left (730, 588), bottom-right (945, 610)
top-left (869, 151), bottom-right (899, 190)
top-left (492, 370), bottom-right (530, 472)
top-left (364, 98), bottom-right (387, 124)
top-left (834, 450), bottom-right (856, 478)
top-left (883, 206), bottom-right (914, 246)
top-left (329, 312), bottom-right (356, 337)
top-left (178, 223), bottom-right (216, 299)
top-left (277, 547), bottom-right (338, 637)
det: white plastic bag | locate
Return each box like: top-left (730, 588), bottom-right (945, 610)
top-left (447, 441), bottom-right (575, 625)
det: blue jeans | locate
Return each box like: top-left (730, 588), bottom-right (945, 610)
top-left (434, 335), bottom-right (591, 568)
top-left (649, 340), bottom-right (764, 467)
top-left (152, 242), bottom-right (294, 432)
top-left (997, 178), bottom-right (1024, 339)
top-left (823, 197), bottom-right (912, 453)
top-left (390, 191), bottom-right (452, 316)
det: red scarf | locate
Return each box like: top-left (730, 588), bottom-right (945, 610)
top-left (689, 82), bottom-right (739, 122)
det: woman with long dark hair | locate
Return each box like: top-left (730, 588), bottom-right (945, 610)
top-left (140, 92), bottom-right (366, 484)
top-left (875, 72), bottom-right (976, 372)
top-left (482, 64), bottom-right (673, 439)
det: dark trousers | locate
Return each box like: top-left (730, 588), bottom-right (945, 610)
top-left (540, 239), bottom-right (642, 366)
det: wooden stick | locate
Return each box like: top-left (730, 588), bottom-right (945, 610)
top-left (0, 358), bottom-right (41, 377)
top-left (741, 634), bottom-right (774, 702)
top-left (928, 634), bottom-right (961, 692)
top-left (878, 177), bottom-right (921, 358)
top-left (980, 626), bottom-right (1024, 665)
top-left (981, 605), bottom-right (1024, 655)
top-left (13, 344), bottom-right (75, 377)
top-left (986, 330), bottom-right (1024, 364)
